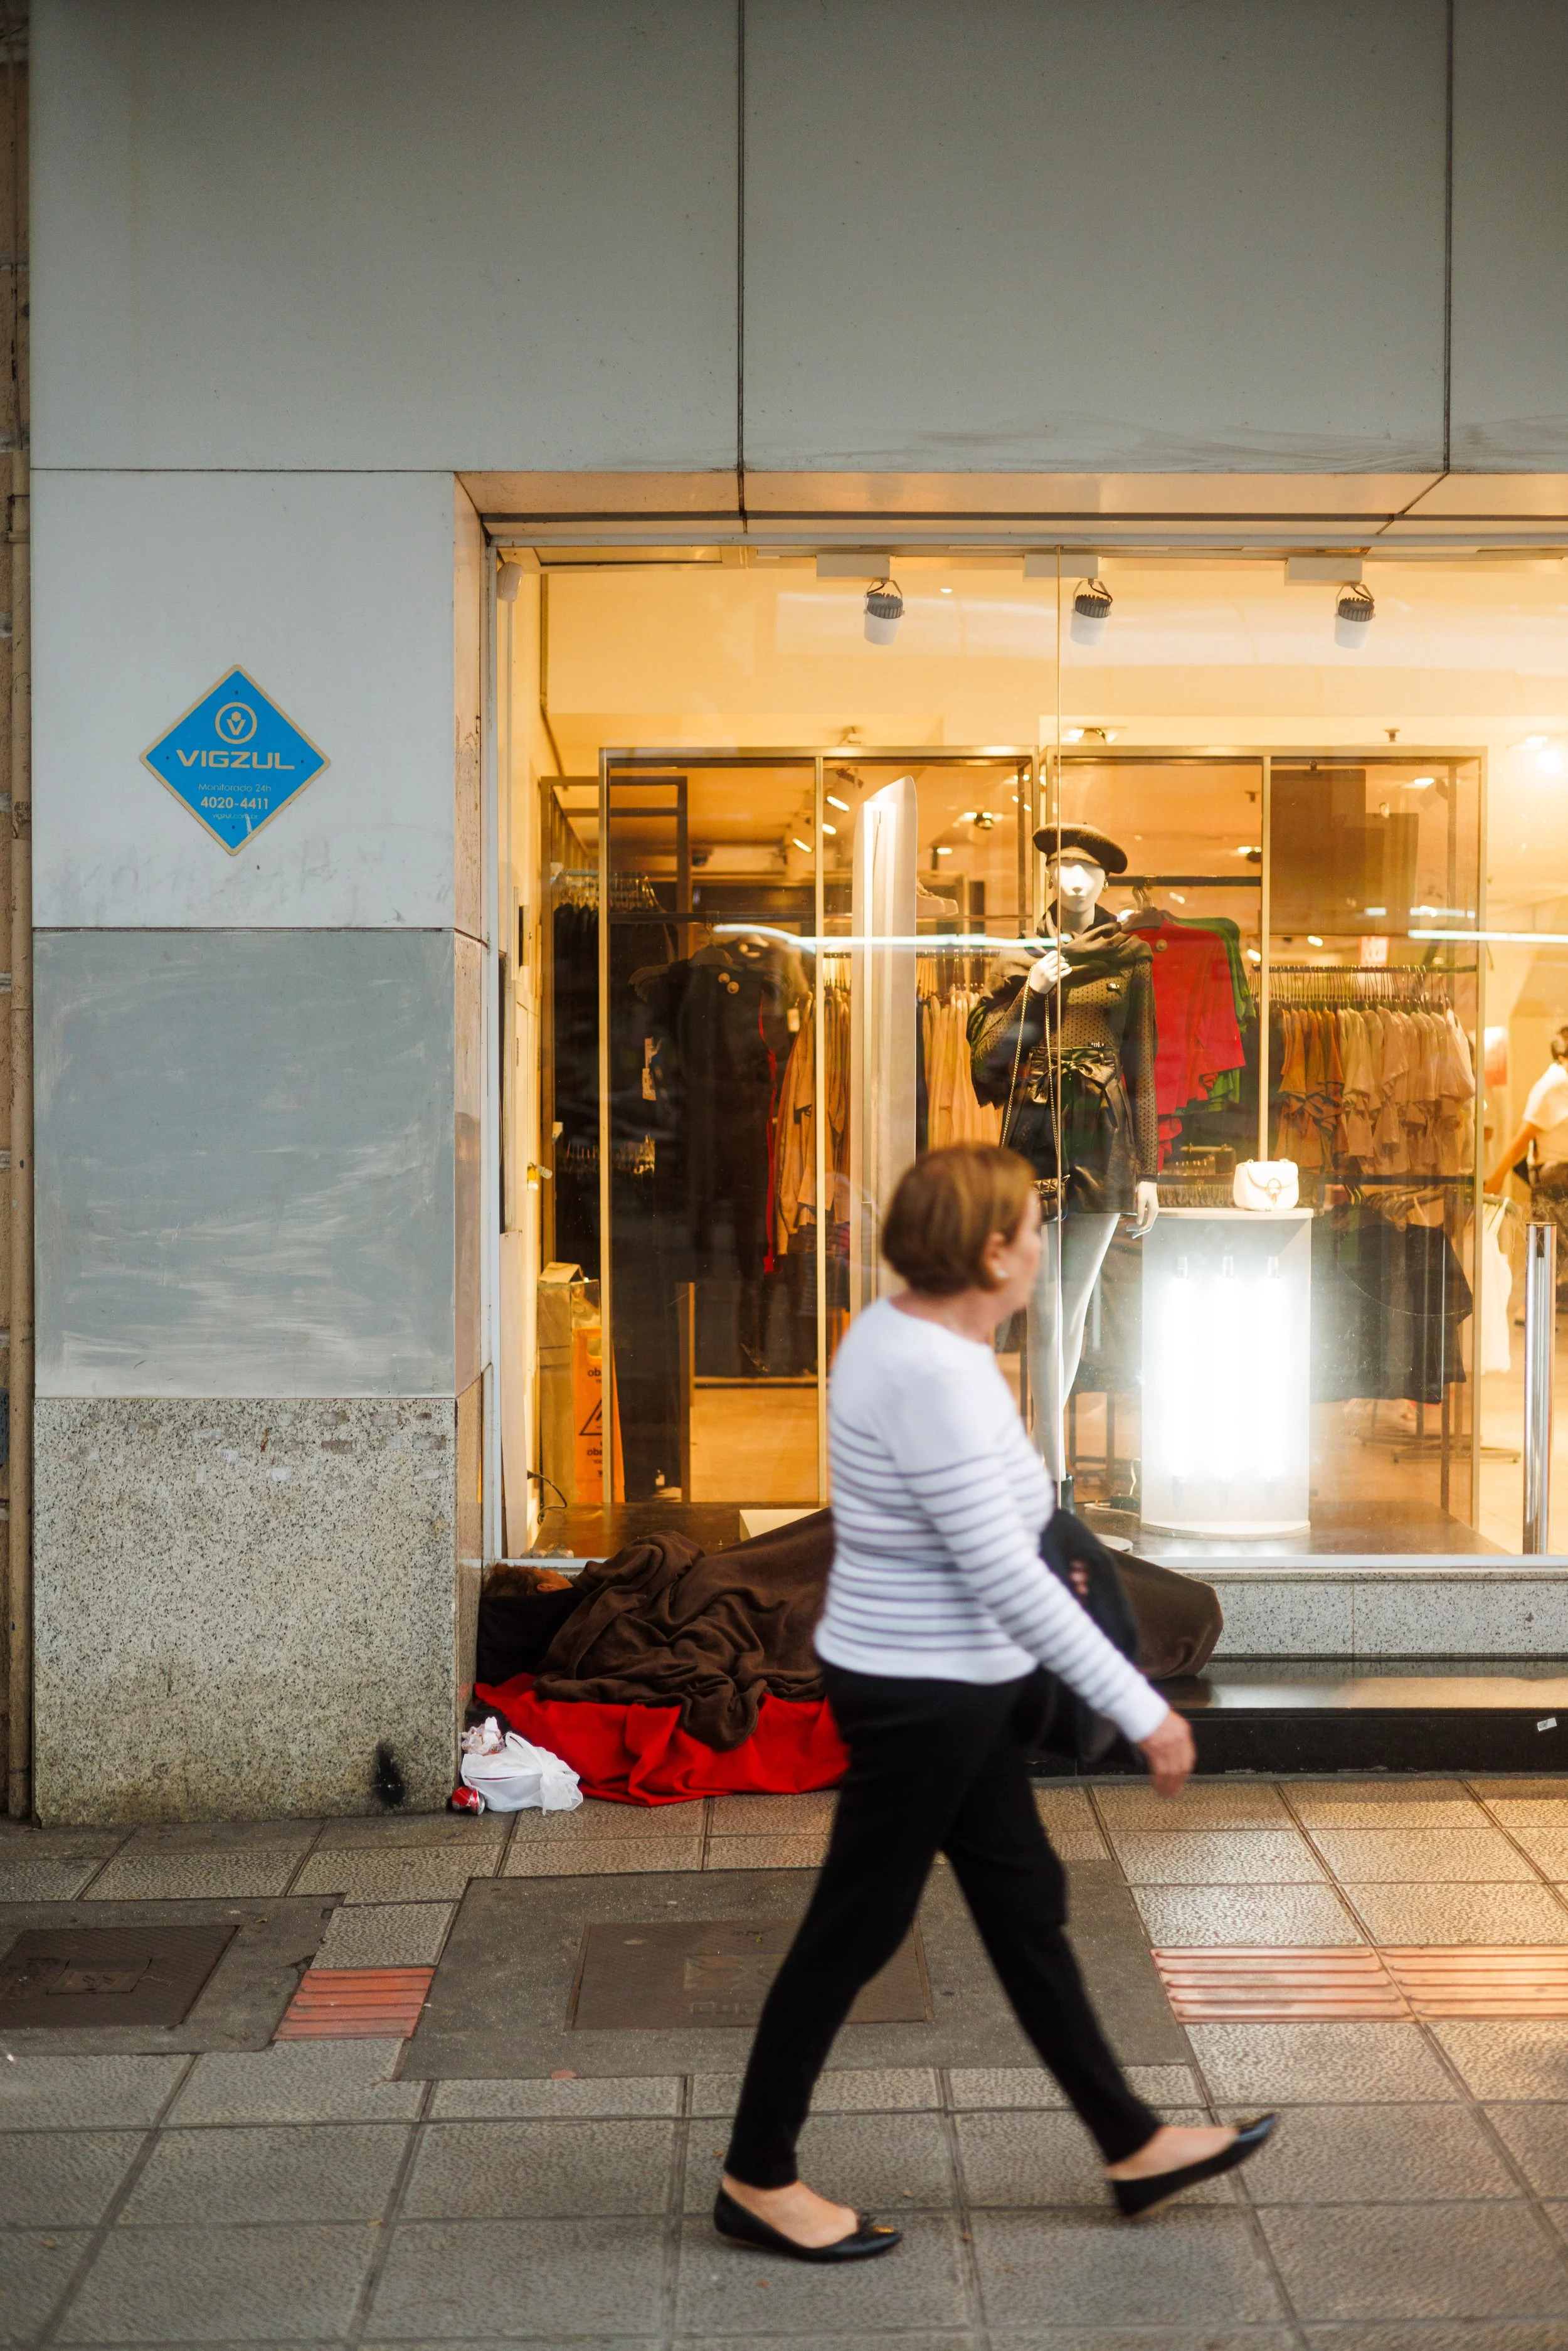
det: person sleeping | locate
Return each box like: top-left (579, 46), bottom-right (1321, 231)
top-left (475, 1511), bottom-right (1221, 1753)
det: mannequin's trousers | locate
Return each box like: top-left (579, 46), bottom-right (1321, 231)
top-left (1028, 1209), bottom-right (1121, 1482)
top-left (724, 1664), bottom-right (1158, 2189)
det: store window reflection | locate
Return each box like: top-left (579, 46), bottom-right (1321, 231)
top-left (522, 549), bottom-right (1568, 1561)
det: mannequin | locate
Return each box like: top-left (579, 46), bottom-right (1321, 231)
top-left (970, 824), bottom-right (1158, 1488)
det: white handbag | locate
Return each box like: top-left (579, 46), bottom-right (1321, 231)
top-left (1232, 1159), bottom-right (1300, 1213)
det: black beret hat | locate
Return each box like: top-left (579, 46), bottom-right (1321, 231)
top-left (1030, 821), bottom-right (1128, 876)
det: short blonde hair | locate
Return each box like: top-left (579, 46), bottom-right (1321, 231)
top-left (880, 1145), bottom-right (1036, 1297)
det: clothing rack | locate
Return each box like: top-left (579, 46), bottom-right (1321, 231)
top-left (550, 866), bottom-right (665, 913)
top-left (1269, 965), bottom-right (1454, 1008)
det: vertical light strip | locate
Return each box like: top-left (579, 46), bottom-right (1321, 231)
top-left (1259, 755), bottom-right (1272, 1164)
top-left (1052, 548), bottom-right (1065, 1477)
top-left (597, 746), bottom-right (613, 1525)
top-left (814, 754), bottom-right (828, 1503)
top-left (1471, 749), bottom-right (1487, 1529)
top-left (482, 557), bottom-right (504, 1563)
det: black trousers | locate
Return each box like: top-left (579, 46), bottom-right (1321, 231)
top-left (725, 1664), bottom-right (1159, 2188)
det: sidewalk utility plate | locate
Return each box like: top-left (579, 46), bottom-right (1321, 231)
top-left (569, 1918), bottom-right (929, 2030)
top-left (142, 666), bottom-right (329, 853)
top-left (0, 1924), bottom-right (236, 2028)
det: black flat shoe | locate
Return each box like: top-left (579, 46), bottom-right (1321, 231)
top-left (1110, 2113), bottom-right (1278, 2218)
top-left (713, 2187), bottom-right (903, 2263)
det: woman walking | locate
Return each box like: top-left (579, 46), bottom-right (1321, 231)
top-left (715, 1144), bottom-right (1274, 2261)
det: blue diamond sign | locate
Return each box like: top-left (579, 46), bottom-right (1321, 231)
top-left (142, 667), bottom-right (329, 854)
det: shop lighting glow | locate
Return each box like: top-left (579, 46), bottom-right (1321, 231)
top-left (1515, 736), bottom-right (1550, 751)
top-left (714, 922), bottom-right (1020, 951)
top-left (1412, 926), bottom-right (1568, 944)
top-left (1141, 1224), bottom-right (1310, 1537)
top-left (1365, 906), bottom-right (1387, 916)
top-left (790, 837), bottom-right (812, 854)
top-left (822, 821), bottom-right (837, 835)
top-left (826, 793), bottom-right (850, 811)
top-left (1062, 727), bottom-right (1086, 743)
top-left (1409, 775), bottom-right (1436, 788)
top-left (1308, 935), bottom-right (1324, 945)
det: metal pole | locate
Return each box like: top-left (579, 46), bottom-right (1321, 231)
top-left (1524, 1220), bottom-right (1556, 1554)
top-left (6, 445), bottom-right (28, 1820)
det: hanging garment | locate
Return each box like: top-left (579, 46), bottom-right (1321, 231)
top-left (1123, 911), bottom-right (1245, 1162)
top-left (1311, 1206), bottom-right (1472, 1406)
top-left (923, 987), bottom-right (1003, 1150)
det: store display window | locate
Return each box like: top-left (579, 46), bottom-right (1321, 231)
top-left (511, 551), bottom-right (1568, 1561)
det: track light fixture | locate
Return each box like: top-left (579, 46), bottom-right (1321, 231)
top-left (1071, 577), bottom-right (1113, 647)
top-left (863, 577), bottom-right (904, 645)
top-left (1335, 581), bottom-right (1375, 647)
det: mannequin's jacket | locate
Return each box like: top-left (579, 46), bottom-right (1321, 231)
top-left (970, 922), bottom-right (1158, 1215)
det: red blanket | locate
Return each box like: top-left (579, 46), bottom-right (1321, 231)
top-left (475, 1673), bottom-right (848, 1807)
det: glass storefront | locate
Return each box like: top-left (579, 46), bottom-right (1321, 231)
top-left (514, 548), bottom-right (1568, 1562)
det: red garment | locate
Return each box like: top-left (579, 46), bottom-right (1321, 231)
top-left (1126, 914), bottom-right (1245, 1159)
top-left (476, 1674), bottom-right (849, 1807)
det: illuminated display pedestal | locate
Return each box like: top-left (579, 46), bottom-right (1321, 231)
top-left (1140, 1207), bottom-right (1313, 1538)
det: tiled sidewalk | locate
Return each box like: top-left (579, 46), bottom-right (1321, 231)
top-left (9, 1777), bottom-right (1568, 2344)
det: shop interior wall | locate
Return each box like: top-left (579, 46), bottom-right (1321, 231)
top-left (30, 0), bottom-right (1568, 486)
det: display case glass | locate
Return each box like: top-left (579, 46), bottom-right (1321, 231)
top-left (519, 549), bottom-right (1568, 1560)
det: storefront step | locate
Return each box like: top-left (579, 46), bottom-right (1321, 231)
top-left (1205, 1560), bottom-right (1568, 1660)
top-left (1037, 1658), bottom-right (1568, 1780)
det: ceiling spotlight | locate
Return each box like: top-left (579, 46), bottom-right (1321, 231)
top-left (1335, 582), bottom-right (1375, 646)
top-left (790, 837), bottom-right (812, 854)
top-left (864, 577), bottom-right (904, 645)
top-left (826, 792), bottom-right (850, 812)
top-left (1071, 578), bottom-right (1113, 647)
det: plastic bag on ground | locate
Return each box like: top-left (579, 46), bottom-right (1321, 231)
top-left (459, 1715), bottom-right (583, 1812)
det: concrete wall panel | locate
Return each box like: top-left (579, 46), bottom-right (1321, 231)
top-left (1450, 0), bottom-right (1568, 469)
top-left (744, 0), bottom-right (1448, 474)
top-left (33, 0), bottom-right (738, 471)
top-left (36, 928), bottom-right (456, 1398)
top-left (33, 469), bottom-right (458, 931)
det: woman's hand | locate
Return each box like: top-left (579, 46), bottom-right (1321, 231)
top-left (1137, 1707), bottom-right (1196, 1796)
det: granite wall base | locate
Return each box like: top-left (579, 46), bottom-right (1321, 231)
top-left (34, 1396), bottom-right (463, 1823)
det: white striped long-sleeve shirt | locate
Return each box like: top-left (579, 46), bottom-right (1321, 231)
top-left (814, 1297), bottom-right (1168, 1746)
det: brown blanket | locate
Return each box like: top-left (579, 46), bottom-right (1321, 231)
top-left (533, 1510), bottom-right (835, 1751)
top-left (529, 1507), bottom-right (1222, 1751)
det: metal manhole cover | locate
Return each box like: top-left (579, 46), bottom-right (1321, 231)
top-left (0, 1924), bottom-right (236, 2028)
top-left (569, 1918), bottom-right (930, 2030)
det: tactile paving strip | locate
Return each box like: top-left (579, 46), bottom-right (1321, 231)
top-left (1153, 1946), bottom-right (1568, 2022)
top-left (274, 1966), bottom-right (435, 2039)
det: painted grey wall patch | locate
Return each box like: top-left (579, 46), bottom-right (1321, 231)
top-left (142, 666), bottom-right (329, 852)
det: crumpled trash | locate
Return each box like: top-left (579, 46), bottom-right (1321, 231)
top-left (459, 1716), bottom-right (582, 1813)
